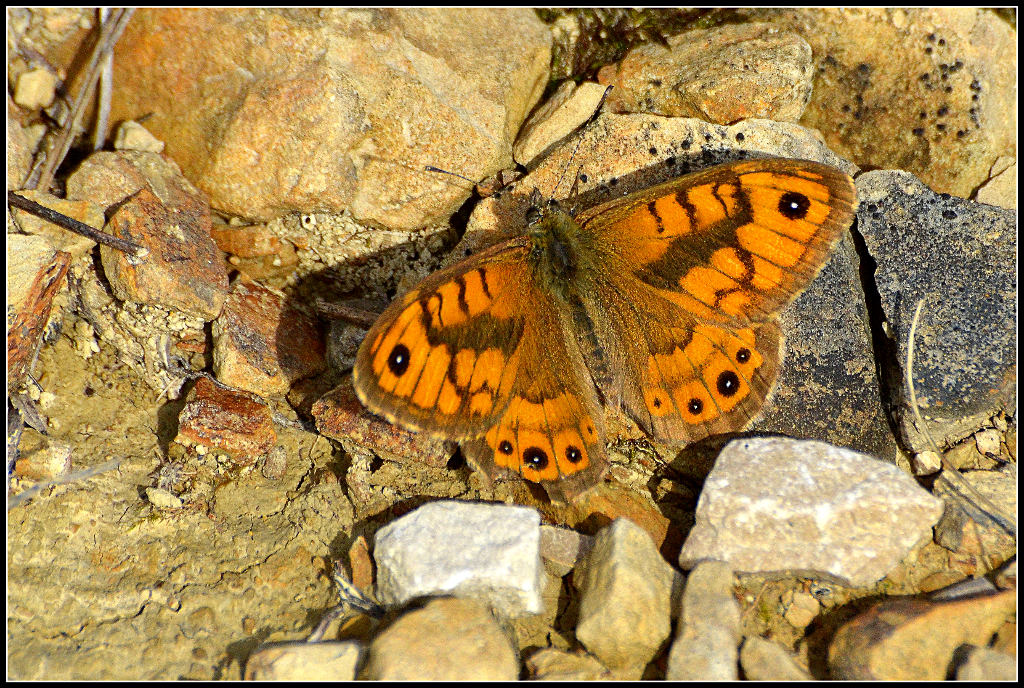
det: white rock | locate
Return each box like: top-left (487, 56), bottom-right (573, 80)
top-left (373, 500), bottom-right (544, 617)
top-left (679, 438), bottom-right (944, 587)
top-left (146, 487), bottom-right (183, 509)
top-left (911, 450), bottom-right (942, 475)
top-left (974, 428), bottom-right (1001, 455)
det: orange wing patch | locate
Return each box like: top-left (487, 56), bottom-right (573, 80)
top-left (482, 392), bottom-right (599, 483)
top-left (642, 325), bottom-right (764, 427)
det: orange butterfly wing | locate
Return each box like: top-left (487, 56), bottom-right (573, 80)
top-left (352, 238), bottom-right (608, 501)
top-left (571, 158), bottom-right (857, 442)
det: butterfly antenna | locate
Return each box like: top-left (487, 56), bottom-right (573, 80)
top-left (423, 165), bottom-right (477, 190)
top-left (550, 85), bottom-right (613, 200)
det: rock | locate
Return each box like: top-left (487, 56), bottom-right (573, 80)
top-left (911, 450), bottom-right (942, 475)
top-left (66, 150), bottom-right (207, 216)
top-left (740, 636), bottom-right (812, 681)
top-left (524, 647), bottom-right (610, 680)
top-left (312, 378), bottom-right (453, 468)
top-left (828, 590), bottom-right (1016, 679)
top-left (736, 8), bottom-right (1017, 203)
top-left (974, 157), bottom-right (1015, 210)
top-left (259, 446), bottom-right (287, 480)
top-left (99, 187), bottom-right (228, 320)
top-left (513, 80), bottom-right (608, 166)
top-left (7, 96), bottom-right (35, 187)
top-left (373, 500), bottom-right (544, 618)
top-left (13, 430), bottom-right (72, 480)
top-left (666, 560), bottom-right (740, 681)
top-left (14, 67), bottom-right (57, 110)
top-left (932, 464), bottom-right (1016, 570)
top-left (346, 535), bottom-right (374, 592)
top-left (782, 590), bottom-right (821, 629)
top-left (598, 23), bottom-right (813, 124)
top-left (362, 597), bottom-right (517, 680)
top-left (113, 120), bottom-right (165, 153)
top-left (575, 518), bottom-right (674, 672)
top-left (245, 641), bottom-right (364, 680)
top-left (956, 645), bottom-right (1016, 680)
top-left (175, 377), bottom-right (277, 466)
top-left (211, 278), bottom-right (325, 397)
top-left (974, 428), bottom-right (1002, 456)
top-left (145, 487), bottom-right (183, 509)
top-left (9, 190), bottom-right (104, 259)
top-left (108, 8), bottom-right (551, 230)
top-left (679, 438), bottom-right (944, 586)
top-left (858, 169), bottom-right (1015, 451)
top-left (208, 224), bottom-right (283, 259)
top-left (539, 525), bottom-right (594, 577)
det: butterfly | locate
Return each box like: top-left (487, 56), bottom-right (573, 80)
top-left (352, 157), bottom-right (857, 503)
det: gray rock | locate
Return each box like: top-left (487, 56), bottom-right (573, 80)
top-left (666, 560), bottom-right (741, 681)
top-left (679, 438), bottom-right (944, 586)
top-left (857, 170), bottom-right (1016, 451)
top-left (373, 500), bottom-right (544, 617)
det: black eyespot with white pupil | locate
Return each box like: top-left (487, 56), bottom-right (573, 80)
top-left (779, 191), bottom-right (811, 220)
top-left (566, 446), bottom-right (582, 464)
top-left (522, 447), bottom-right (548, 470)
top-left (717, 370), bottom-right (740, 397)
top-left (736, 347), bottom-right (751, 364)
top-left (388, 344), bottom-right (410, 376)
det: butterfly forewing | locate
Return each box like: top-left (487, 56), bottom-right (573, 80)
top-left (577, 158), bottom-right (857, 325)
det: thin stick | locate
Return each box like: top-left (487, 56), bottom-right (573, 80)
top-left (8, 191), bottom-right (149, 258)
top-left (31, 8), bottom-right (134, 191)
top-left (93, 8), bottom-right (114, 151)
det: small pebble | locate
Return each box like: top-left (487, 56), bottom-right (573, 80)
top-left (146, 487), bottom-right (183, 509)
top-left (14, 68), bottom-right (57, 109)
top-left (974, 428), bottom-right (1001, 455)
top-left (113, 120), bottom-right (166, 153)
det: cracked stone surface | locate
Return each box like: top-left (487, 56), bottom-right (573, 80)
top-left (7, 336), bottom-right (354, 680)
